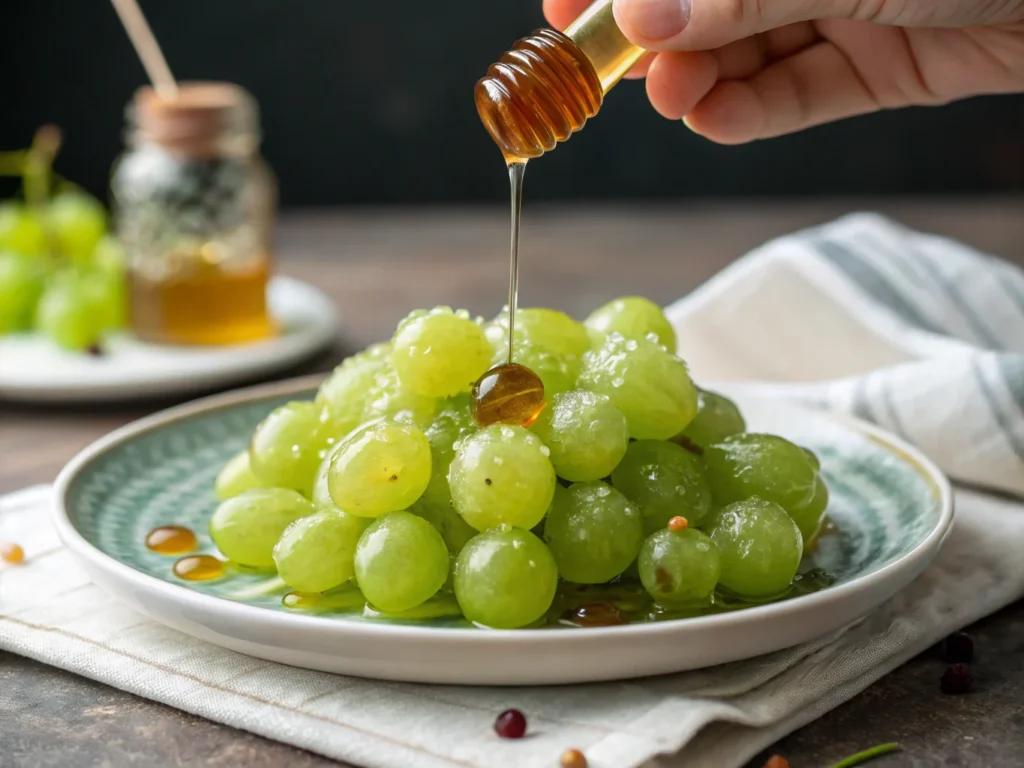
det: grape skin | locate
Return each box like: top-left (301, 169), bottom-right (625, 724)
top-left (577, 333), bottom-right (698, 440)
top-left (249, 401), bottom-right (329, 498)
top-left (209, 488), bottom-right (314, 567)
top-left (274, 510), bottom-right (370, 593)
top-left (584, 296), bottom-right (677, 351)
top-left (675, 389), bottom-right (746, 449)
top-left (392, 307), bottom-right (492, 398)
top-left (530, 390), bottom-right (629, 482)
top-left (448, 425), bottom-right (556, 531)
top-left (703, 433), bottom-right (818, 512)
top-left (707, 498), bottom-right (803, 598)
top-left (543, 481), bottom-right (644, 584)
top-left (327, 420), bottom-right (432, 518)
top-left (454, 526), bottom-right (558, 629)
top-left (639, 527), bottom-right (721, 605)
top-left (354, 511), bottom-right (449, 612)
top-left (215, 450), bottom-right (264, 500)
top-left (611, 439), bottom-right (713, 533)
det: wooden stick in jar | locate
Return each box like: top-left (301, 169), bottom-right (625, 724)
top-left (109, 0), bottom-right (178, 99)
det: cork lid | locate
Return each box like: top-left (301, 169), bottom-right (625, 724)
top-left (131, 81), bottom-right (259, 157)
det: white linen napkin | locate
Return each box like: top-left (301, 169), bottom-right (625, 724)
top-left (4, 212), bottom-right (1024, 768)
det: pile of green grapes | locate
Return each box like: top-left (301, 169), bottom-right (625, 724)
top-left (0, 134), bottom-right (126, 351)
top-left (211, 297), bottom-right (830, 629)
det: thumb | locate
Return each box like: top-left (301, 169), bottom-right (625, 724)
top-left (612, 0), bottom-right (855, 51)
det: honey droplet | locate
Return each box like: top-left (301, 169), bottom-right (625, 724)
top-left (564, 602), bottom-right (625, 627)
top-left (471, 363), bottom-right (546, 428)
top-left (1, 542), bottom-right (25, 564)
top-left (146, 525), bottom-right (198, 555)
top-left (173, 554), bottom-right (225, 581)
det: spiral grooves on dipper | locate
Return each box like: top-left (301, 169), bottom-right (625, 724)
top-left (475, 29), bottom-right (603, 162)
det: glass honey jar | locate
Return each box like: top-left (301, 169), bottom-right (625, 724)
top-left (111, 82), bottom-right (276, 345)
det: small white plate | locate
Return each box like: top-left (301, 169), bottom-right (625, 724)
top-left (0, 277), bottom-right (338, 403)
top-left (53, 377), bottom-right (954, 686)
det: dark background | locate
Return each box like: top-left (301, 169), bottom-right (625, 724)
top-left (4, 0), bottom-right (1024, 207)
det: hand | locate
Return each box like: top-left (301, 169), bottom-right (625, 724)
top-left (543, 0), bottom-right (1024, 143)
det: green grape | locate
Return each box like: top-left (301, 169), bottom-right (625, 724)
top-left (209, 488), bottom-right (314, 567)
top-left (454, 525), bottom-right (558, 628)
top-left (611, 440), bottom-right (713, 533)
top-left (361, 366), bottom-right (438, 427)
top-left (0, 202), bottom-right (46, 255)
top-left (530, 390), bottom-right (629, 482)
top-left (586, 326), bottom-right (607, 350)
top-left (789, 474), bottom-right (829, 544)
top-left (491, 337), bottom-right (577, 397)
top-left (542, 481), bottom-right (644, 583)
top-left (354, 511), bottom-right (449, 612)
top-left (584, 296), bottom-right (677, 351)
top-left (80, 267), bottom-right (126, 331)
top-left (577, 333), bottom-right (698, 440)
top-left (327, 420), bottom-right (432, 517)
top-left (802, 446), bottom-right (821, 471)
top-left (707, 498), bottom-right (802, 597)
top-left (638, 527), bottom-right (721, 604)
top-left (489, 307), bottom-right (590, 359)
top-left (92, 235), bottom-right (126, 277)
top-left (0, 253), bottom-right (45, 333)
top-left (675, 389), bottom-right (746, 449)
top-left (412, 403), bottom-right (478, 552)
top-left (311, 447), bottom-right (340, 510)
top-left (448, 424), bottom-right (556, 531)
top-left (249, 401), bottom-right (329, 497)
top-left (273, 510), bottom-right (370, 593)
top-left (315, 343), bottom-right (393, 436)
top-left (46, 192), bottom-right (106, 261)
top-left (215, 450), bottom-right (264, 500)
top-left (34, 277), bottom-right (104, 350)
top-left (391, 307), bottom-right (491, 398)
top-left (703, 433), bottom-right (817, 512)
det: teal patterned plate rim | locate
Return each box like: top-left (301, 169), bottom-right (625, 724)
top-left (50, 375), bottom-right (955, 685)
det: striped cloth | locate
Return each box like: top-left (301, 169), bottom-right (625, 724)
top-left (3, 214), bottom-right (1024, 768)
top-left (666, 212), bottom-right (1024, 498)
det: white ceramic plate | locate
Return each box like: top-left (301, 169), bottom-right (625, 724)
top-left (0, 277), bottom-right (338, 403)
top-left (53, 376), bottom-right (953, 686)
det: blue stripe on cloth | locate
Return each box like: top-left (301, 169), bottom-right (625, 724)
top-left (985, 255), bottom-right (1024, 322)
top-left (971, 357), bottom-right (1024, 462)
top-left (901, 242), bottom-right (1005, 350)
top-left (814, 237), bottom-right (946, 334)
top-left (995, 354), bottom-right (1024, 419)
top-left (877, 378), bottom-right (910, 440)
top-left (852, 376), bottom-right (879, 424)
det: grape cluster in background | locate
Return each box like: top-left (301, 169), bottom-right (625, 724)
top-left (0, 126), bottom-right (126, 352)
top-left (207, 297), bottom-right (831, 629)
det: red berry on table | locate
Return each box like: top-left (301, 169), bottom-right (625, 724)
top-left (494, 708), bottom-right (527, 739)
top-left (940, 663), bottom-right (972, 694)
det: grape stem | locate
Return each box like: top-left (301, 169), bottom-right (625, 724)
top-left (827, 743), bottom-right (900, 768)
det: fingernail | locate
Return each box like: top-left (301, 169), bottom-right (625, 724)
top-left (618, 0), bottom-right (691, 41)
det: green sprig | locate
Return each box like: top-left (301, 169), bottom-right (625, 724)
top-left (827, 742), bottom-right (900, 768)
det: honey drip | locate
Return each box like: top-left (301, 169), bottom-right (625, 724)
top-left (472, 362), bottom-right (546, 427)
top-left (173, 554), bottom-right (225, 581)
top-left (145, 525), bottom-right (198, 555)
top-left (475, 29), bottom-right (602, 163)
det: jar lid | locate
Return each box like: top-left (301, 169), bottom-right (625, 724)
top-left (131, 81), bottom-right (259, 157)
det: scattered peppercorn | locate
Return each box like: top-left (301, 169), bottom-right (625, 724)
top-left (668, 516), bottom-right (689, 533)
top-left (560, 748), bottom-right (587, 768)
top-left (944, 631), bottom-right (974, 664)
top-left (762, 756), bottom-right (790, 768)
top-left (494, 708), bottom-right (527, 739)
top-left (0, 542), bottom-right (24, 564)
top-left (940, 663), bottom-right (972, 694)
